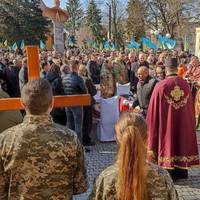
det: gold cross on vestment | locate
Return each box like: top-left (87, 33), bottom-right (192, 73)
top-left (170, 85), bottom-right (184, 102)
top-left (0, 46), bottom-right (91, 111)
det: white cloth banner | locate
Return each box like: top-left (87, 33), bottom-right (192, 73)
top-left (116, 82), bottom-right (130, 96)
top-left (97, 96), bottom-right (119, 142)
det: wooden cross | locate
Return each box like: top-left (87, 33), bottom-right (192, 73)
top-left (0, 46), bottom-right (91, 111)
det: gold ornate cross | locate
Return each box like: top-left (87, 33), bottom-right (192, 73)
top-left (171, 85), bottom-right (184, 102)
top-left (0, 46), bottom-right (91, 111)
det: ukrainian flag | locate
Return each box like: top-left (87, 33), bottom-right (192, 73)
top-left (11, 42), bottom-right (18, 51)
top-left (184, 34), bottom-right (189, 52)
top-left (4, 40), bottom-right (8, 47)
top-left (20, 40), bottom-right (25, 50)
top-left (40, 40), bottom-right (46, 50)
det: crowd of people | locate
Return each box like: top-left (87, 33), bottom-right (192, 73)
top-left (0, 48), bottom-right (199, 130)
top-left (0, 47), bottom-right (199, 199)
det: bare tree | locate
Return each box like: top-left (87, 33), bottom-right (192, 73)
top-left (144, 0), bottom-right (183, 37)
top-left (126, 0), bottom-right (145, 41)
top-left (110, 0), bottom-right (126, 47)
top-left (144, 0), bottom-right (200, 37)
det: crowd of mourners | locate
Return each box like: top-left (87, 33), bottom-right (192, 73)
top-left (0, 48), bottom-right (199, 129)
top-left (0, 47), bottom-right (200, 199)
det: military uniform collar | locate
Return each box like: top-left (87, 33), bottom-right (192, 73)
top-left (24, 114), bottom-right (53, 125)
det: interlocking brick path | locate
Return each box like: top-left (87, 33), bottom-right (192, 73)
top-left (74, 132), bottom-right (200, 200)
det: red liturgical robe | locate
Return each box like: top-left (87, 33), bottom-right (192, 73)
top-left (147, 76), bottom-right (199, 169)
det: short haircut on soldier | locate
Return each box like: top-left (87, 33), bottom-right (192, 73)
top-left (21, 79), bottom-right (53, 115)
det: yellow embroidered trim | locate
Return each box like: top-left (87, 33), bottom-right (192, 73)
top-left (158, 155), bottom-right (199, 163)
top-left (164, 94), bottom-right (189, 110)
top-left (147, 150), bottom-right (199, 163)
top-left (161, 165), bottom-right (200, 170)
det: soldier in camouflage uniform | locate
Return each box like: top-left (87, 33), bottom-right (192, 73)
top-left (89, 163), bottom-right (178, 200)
top-left (89, 112), bottom-right (178, 200)
top-left (113, 52), bottom-right (129, 85)
top-left (100, 59), bottom-right (116, 99)
top-left (0, 79), bottom-right (87, 200)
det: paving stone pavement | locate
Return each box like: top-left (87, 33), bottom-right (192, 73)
top-left (74, 132), bottom-right (200, 200)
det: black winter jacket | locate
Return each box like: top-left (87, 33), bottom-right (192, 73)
top-left (47, 72), bottom-right (64, 95)
top-left (62, 72), bottom-right (87, 95)
top-left (5, 66), bottom-right (20, 97)
top-left (87, 60), bottom-right (100, 84)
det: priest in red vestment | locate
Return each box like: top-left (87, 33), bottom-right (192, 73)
top-left (147, 57), bottom-right (199, 180)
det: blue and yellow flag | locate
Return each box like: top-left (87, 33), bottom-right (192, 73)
top-left (103, 41), bottom-right (110, 49)
top-left (127, 39), bottom-right (140, 49)
top-left (141, 37), bottom-right (158, 50)
top-left (11, 42), bottom-right (18, 51)
top-left (111, 43), bottom-right (117, 50)
top-left (184, 34), bottom-right (189, 52)
top-left (157, 35), bottom-right (176, 50)
top-left (20, 40), bottom-right (25, 50)
top-left (4, 40), bottom-right (8, 47)
top-left (40, 40), bottom-right (46, 50)
top-left (165, 38), bottom-right (176, 50)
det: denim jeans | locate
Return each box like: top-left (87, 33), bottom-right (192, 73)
top-left (66, 106), bottom-right (83, 143)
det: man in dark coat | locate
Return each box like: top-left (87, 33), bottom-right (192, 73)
top-left (40, 61), bottom-right (50, 79)
top-left (5, 59), bottom-right (21, 97)
top-left (130, 52), bottom-right (149, 94)
top-left (62, 60), bottom-right (87, 143)
top-left (87, 54), bottom-right (101, 84)
top-left (132, 66), bottom-right (157, 117)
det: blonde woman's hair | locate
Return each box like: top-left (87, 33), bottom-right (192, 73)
top-left (115, 112), bottom-right (147, 200)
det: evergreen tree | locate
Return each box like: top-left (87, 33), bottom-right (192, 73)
top-left (126, 0), bottom-right (145, 41)
top-left (86, 0), bottom-right (104, 45)
top-left (65, 0), bottom-right (83, 36)
top-left (0, 0), bottom-right (49, 45)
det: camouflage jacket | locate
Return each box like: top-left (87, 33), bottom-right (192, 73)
top-left (0, 89), bottom-right (23, 133)
top-left (0, 114), bottom-right (87, 200)
top-left (89, 162), bottom-right (178, 200)
top-left (100, 64), bottom-right (116, 99)
top-left (113, 60), bottom-right (129, 85)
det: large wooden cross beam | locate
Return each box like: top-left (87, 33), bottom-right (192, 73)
top-left (0, 46), bottom-right (91, 111)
